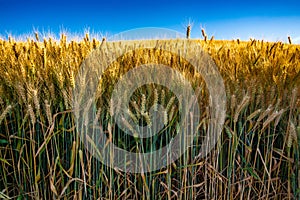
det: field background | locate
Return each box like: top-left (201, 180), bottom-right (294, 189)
top-left (0, 34), bottom-right (300, 199)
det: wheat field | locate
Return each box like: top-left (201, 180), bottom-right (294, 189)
top-left (0, 33), bottom-right (300, 199)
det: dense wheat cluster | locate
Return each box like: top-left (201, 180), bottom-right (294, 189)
top-left (0, 33), bottom-right (300, 199)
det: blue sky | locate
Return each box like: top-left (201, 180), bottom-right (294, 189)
top-left (1, 0), bottom-right (300, 43)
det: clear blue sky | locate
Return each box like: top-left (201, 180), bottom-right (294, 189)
top-left (1, 0), bottom-right (300, 43)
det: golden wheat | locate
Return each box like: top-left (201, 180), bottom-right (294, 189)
top-left (0, 35), bottom-right (299, 199)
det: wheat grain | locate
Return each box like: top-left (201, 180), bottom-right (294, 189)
top-left (141, 94), bottom-right (146, 114)
top-left (246, 109), bottom-right (262, 121)
top-left (153, 88), bottom-right (158, 111)
top-left (142, 112), bottom-right (152, 127)
top-left (70, 70), bottom-right (75, 88)
top-left (160, 89), bottom-right (165, 107)
top-left (32, 89), bottom-right (40, 115)
top-left (45, 100), bottom-right (52, 124)
top-left (62, 88), bottom-right (70, 109)
top-left (186, 25), bottom-right (191, 39)
top-left (166, 96), bottom-right (175, 113)
top-left (234, 95), bottom-right (250, 123)
top-left (121, 116), bottom-right (136, 137)
top-left (28, 104), bottom-right (36, 125)
top-left (93, 107), bottom-right (102, 126)
top-left (0, 105), bottom-right (12, 124)
top-left (288, 36), bottom-right (292, 44)
top-left (16, 85), bottom-right (27, 104)
top-left (163, 110), bottom-right (168, 126)
top-left (289, 121), bottom-right (297, 144)
top-left (262, 109), bottom-right (285, 130)
top-left (231, 94), bottom-right (236, 112)
top-left (35, 32), bottom-right (39, 42)
top-left (287, 131), bottom-right (293, 148)
top-left (128, 108), bottom-right (138, 124)
top-left (131, 100), bottom-right (141, 118)
top-left (168, 105), bottom-right (176, 121)
top-left (257, 105), bottom-right (273, 122)
top-left (201, 28), bottom-right (207, 39)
